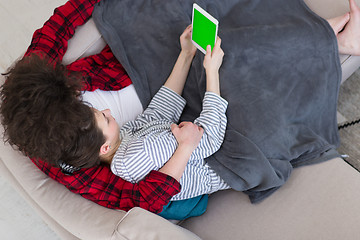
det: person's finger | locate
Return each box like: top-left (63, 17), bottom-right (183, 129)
top-left (171, 123), bottom-right (179, 134)
top-left (196, 124), bottom-right (204, 132)
top-left (181, 26), bottom-right (191, 38)
top-left (216, 37), bottom-right (222, 46)
top-left (216, 37), bottom-right (222, 48)
top-left (206, 45), bottom-right (212, 56)
top-left (178, 121), bottom-right (190, 128)
top-left (212, 37), bottom-right (222, 55)
top-left (199, 127), bottom-right (204, 134)
top-left (185, 25), bottom-right (192, 35)
top-left (216, 36), bottom-right (221, 44)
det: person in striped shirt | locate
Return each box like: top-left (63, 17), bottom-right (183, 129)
top-left (3, 0), bottom-right (360, 214)
top-left (0, 0), bottom-right (205, 213)
top-left (95, 25), bottom-right (231, 200)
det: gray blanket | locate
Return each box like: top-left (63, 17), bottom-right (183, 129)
top-left (93, 0), bottom-right (341, 202)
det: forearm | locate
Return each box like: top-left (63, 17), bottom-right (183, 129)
top-left (135, 171), bottom-right (181, 213)
top-left (206, 70), bottom-right (221, 95)
top-left (164, 51), bottom-right (194, 95)
top-left (31, 147), bottom-right (179, 214)
top-left (192, 92), bottom-right (228, 159)
top-left (159, 144), bottom-right (193, 181)
top-left (69, 45), bottom-right (132, 91)
top-left (203, 37), bottom-right (224, 96)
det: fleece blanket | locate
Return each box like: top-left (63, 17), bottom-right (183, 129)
top-left (93, 0), bottom-right (341, 202)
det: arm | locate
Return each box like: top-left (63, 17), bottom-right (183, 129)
top-left (192, 93), bottom-right (228, 159)
top-left (31, 121), bottom-right (203, 213)
top-left (161, 122), bottom-right (204, 181)
top-left (119, 26), bottom-right (196, 127)
top-left (191, 38), bottom-right (227, 159)
top-left (31, 158), bottom-right (180, 213)
top-left (68, 45), bottom-right (132, 92)
top-left (127, 86), bottom-right (186, 129)
top-left (25, 0), bottom-right (132, 92)
top-left (25, 0), bottom-right (101, 61)
top-left (163, 25), bottom-right (197, 95)
top-left (112, 118), bottom-right (204, 183)
top-left (203, 37), bottom-right (224, 95)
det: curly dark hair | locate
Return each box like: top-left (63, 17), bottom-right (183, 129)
top-left (0, 54), bottom-right (105, 168)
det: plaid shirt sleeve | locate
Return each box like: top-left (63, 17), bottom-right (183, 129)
top-left (24, 0), bottom-right (178, 213)
top-left (25, 0), bottom-right (99, 61)
top-left (32, 158), bottom-right (181, 213)
top-left (25, 0), bottom-right (132, 91)
top-left (68, 45), bottom-right (132, 91)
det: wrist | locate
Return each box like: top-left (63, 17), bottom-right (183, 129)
top-left (205, 68), bottom-right (219, 76)
top-left (180, 50), bottom-right (196, 60)
top-left (177, 142), bottom-right (196, 156)
top-left (206, 72), bottom-right (220, 95)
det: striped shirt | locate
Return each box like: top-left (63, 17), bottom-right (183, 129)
top-left (111, 86), bottom-right (230, 200)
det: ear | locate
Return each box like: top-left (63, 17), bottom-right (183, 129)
top-left (99, 142), bottom-right (111, 156)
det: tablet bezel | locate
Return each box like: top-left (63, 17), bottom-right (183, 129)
top-left (191, 3), bottom-right (219, 54)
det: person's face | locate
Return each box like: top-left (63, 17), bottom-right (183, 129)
top-left (93, 108), bottom-right (120, 155)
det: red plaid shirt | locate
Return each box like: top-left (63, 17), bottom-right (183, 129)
top-left (25, 0), bottom-right (180, 213)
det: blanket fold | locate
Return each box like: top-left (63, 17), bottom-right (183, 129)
top-left (93, 0), bottom-right (341, 202)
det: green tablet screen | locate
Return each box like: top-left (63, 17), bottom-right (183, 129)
top-left (192, 7), bottom-right (217, 52)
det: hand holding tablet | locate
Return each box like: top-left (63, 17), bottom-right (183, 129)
top-left (191, 3), bottom-right (219, 54)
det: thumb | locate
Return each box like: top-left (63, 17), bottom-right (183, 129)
top-left (206, 45), bottom-right (212, 56)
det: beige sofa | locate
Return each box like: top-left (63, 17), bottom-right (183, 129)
top-left (2, 0), bottom-right (360, 239)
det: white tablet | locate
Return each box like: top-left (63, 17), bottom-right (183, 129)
top-left (191, 3), bottom-right (219, 54)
